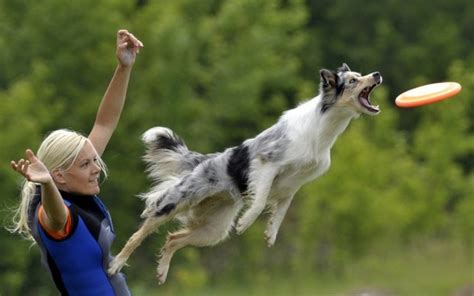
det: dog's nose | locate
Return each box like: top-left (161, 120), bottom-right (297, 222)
top-left (373, 72), bottom-right (382, 83)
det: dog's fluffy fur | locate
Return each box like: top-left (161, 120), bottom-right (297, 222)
top-left (108, 63), bottom-right (382, 284)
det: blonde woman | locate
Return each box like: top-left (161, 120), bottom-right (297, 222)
top-left (9, 29), bottom-right (143, 296)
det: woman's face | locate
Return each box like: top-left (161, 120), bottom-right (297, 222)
top-left (60, 141), bottom-right (102, 195)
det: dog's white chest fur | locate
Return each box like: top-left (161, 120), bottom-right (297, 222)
top-left (264, 96), bottom-right (354, 200)
top-left (271, 143), bottom-right (331, 200)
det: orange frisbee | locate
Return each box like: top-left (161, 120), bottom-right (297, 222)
top-left (395, 82), bottom-right (462, 108)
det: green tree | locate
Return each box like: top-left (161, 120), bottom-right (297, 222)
top-left (1, 0), bottom-right (472, 294)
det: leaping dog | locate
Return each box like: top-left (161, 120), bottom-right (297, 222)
top-left (108, 63), bottom-right (382, 284)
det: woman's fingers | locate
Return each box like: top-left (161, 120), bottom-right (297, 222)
top-left (17, 159), bottom-right (24, 171)
top-left (117, 29), bottom-right (129, 41)
top-left (25, 149), bottom-right (36, 163)
top-left (118, 42), bottom-right (129, 49)
top-left (10, 159), bottom-right (27, 178)
top-left (22, 160), bottom-right (30, 174)
top-left (127, 32), bottom-right (143, 48)
top-left (11, 150), bottom-right (34, 173)
top-left (18, 159), bottom-right (26, 174)
top-left (117, 29), bottom-right (143, 49)
top-left (10, 160), bottom-right (18, 171)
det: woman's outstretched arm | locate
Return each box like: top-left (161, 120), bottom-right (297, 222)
top-left (89, 29), bottom-right (144, 156)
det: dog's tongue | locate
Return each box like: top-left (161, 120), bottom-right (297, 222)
top-left (359, 87), bottom-right (379, 113)
top-left (359, 95), bottom-right (379, 113)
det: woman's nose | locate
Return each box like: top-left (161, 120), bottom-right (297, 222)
top-left (92, 161), bottom-right (101, 173)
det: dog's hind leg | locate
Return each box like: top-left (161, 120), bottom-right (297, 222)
top-left (156, 229), bottom-right (191, 285)
top-left (235, 163), bottom-right (279, 234)
top-left (108, 216), bottom-right (167, 275)
top-left (157, 225), bottom-right (227, 285)
top-left (157, 198), bottom-right (239, 284)
top-left (264, 193), bottom-right (295, 247)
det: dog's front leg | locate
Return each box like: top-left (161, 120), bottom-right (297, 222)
top-left (235, 164), bottom-right (278, 234)
top-left (264, 193), bottom-right (295, 247)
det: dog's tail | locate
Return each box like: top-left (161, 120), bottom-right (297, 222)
top-left (142, 127), bottom-right (206, 182)
top-left (140, 127), bottom-right (209, 217)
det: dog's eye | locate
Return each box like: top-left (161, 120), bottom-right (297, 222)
top-left (349, 78), bottom-right (357, 84)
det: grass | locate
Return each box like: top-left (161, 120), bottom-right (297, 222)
top-left (131, 239), bottom-right (473, 296)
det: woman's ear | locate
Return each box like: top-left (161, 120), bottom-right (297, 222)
top-left (51, 169), bottom-right (66, 185)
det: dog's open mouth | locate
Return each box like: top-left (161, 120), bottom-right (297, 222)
top-left (358, 85), bottom-right (380, 113)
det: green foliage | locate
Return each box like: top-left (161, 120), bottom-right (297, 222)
top-left (127, 0), bottom-right (307, 151)
top-left (0, 0), bottom-right (472, 294)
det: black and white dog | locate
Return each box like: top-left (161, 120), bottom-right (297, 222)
top-left (108, 63), bottom-right (382, 284)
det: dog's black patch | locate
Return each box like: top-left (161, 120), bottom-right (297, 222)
top-left (321, 90), bottom-right (339, 113)
top-left (155, 132), bottom-right (185, 152)
top-left (208, 176), bottom-right (217, 185)
top-left (335, 63), bottom-right (350, 96)
top-left (335, 79), bottom-right (345, 97)
top-left (320, 66), bottom-right (347, 113)
top-left (227, 144), bottom-right (250, 193)
top-left (156, 203), bottom-right (176, 216)
top-left (321, 101), bottom-right (332, 113)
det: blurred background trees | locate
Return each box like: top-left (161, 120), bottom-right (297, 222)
top-left (1, 0), bottom-right (472, 295)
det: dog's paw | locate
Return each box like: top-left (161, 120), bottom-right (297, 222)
top-left (108, 256), bottom-right (128, 275)
top-left (264, 229), bottom-right (277, 247)
top-left (236, 210), bottom-right (262, 234)
top-left (264, 220), bottom-right (278, 247)
top-left (157, 264), bottom-right (170, 285)
top-left (235, 219), bottom-right (251, 235)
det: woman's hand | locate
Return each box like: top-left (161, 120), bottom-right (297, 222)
top-left (11, 149), bottom-right (52, 184)
top-left (116, 29), bottom-right (144, 67)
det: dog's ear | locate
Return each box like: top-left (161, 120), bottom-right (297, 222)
top-left (339, 63), bottom-right (351, 72)
top-left (320, 69), bottom-right (337, 88)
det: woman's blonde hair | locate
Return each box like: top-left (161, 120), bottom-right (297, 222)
top-left (9, 129), bottom-right (108, 240)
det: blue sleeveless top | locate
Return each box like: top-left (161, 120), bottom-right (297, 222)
top-left (28, 188), bottom-right (131, 296)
